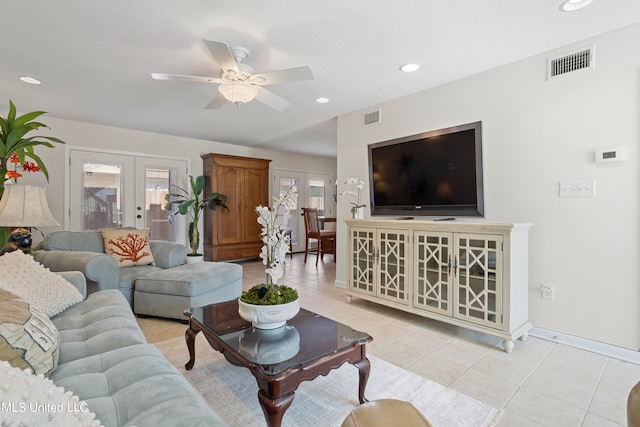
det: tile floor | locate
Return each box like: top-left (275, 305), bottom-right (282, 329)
top-left (137, 254), bottom-right (640, 427)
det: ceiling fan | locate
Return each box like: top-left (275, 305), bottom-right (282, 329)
top-left (151, 39), bottom-right (314, 111)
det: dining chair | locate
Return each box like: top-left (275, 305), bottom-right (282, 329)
top-left (302, 208), bottom-right (336, 266)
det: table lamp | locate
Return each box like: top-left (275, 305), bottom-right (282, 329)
top-left (0, 184), bottom-right (60, 251)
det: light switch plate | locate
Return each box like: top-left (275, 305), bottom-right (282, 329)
top-left (559, 180), bottom-right (596, 197)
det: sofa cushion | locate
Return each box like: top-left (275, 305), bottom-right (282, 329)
top-left (0, 250), bottom-right (84, 317)
top-left (53, 290), bottom-right (146, 364)
top-left (135, 262), bottom-right (242, 297)
top-left (102, 228), bottom-right (155, 267)
top-left (0, 289), bottom-right (59, 377)
top-left (43, 230), bottom-right (105, 253)
top-left (0, 360), bottom-right (100, 426)
top-left (118, 265), bottom-right (162, 289)
top-left (51, 344), bottom-right (225, 427)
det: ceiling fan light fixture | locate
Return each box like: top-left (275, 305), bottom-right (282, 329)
top-left (560, 0), bottom-right (595, 11)
top-left (218, 82), bottom-right (259, 106)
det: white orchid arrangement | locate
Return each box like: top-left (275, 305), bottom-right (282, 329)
top-left (256, 185), bottom-right (297, 286)
top-left (340, 177), bottom-right (366, 219)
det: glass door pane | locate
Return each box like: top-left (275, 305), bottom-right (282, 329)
top-left (82, 163), bottom-right (123, 230)
top-left (305, 173), bottom-right (333, 217)
top-left (135, 157), bottom-right (187, 244)
top-left (69, 151), bottom-right (134, 231)
top-left (144, 168), bottom-right (170, 241)
top-left (308, 179), bottom-right (326, 215)
top-left (273, 171), bottom-right (302, 252)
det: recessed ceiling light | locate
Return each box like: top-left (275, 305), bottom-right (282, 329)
top-left (400, 63), bottom-right (420, 73)
top-left (19, 76), bottom-right (42, 85)
top-left (315, 97), bottom-right (330, 104)
top-left (559, 0), bottom-right (595, 12)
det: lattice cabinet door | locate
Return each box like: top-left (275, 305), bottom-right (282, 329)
top-left (454, 233), bottom-right (503, 329)
top-left (414, 231), bottom-right (453, 316)
top-left (349, 227), bottom-right (376, 295)
top-left (376, 229), bottom-right (410, 305)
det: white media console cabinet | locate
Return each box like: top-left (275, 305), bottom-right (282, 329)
top-left (345, 219), bottom-right (532, 353)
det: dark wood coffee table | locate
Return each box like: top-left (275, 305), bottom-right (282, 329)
top-left (184, 299), bottom-right (373, 427)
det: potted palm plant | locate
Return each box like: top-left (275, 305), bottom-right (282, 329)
top-left (164, 175), bottom-right (228, 262)
top-left (238, 185), bottom-right (299, 329)
top-left (0, 100), bottom-right (65, 245)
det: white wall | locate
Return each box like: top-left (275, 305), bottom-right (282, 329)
top-left (336, 23), bottom-right (640, 350)
top-left (8, 115), bottom-right (336, 246)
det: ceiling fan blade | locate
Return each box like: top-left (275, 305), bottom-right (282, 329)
top-left (254, 87), bottom-right (290, 112)
top-left (252, 67), bottom-right (314, 85)
top-left (205, 93), bottom-right (228, 109)
top-left (203, 39), bottom-right (238, 73)
top-left (151, 73), bottom-right (223, 84)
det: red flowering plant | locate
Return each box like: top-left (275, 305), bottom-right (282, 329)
top-left (5, 152), bottom-right (42, 182)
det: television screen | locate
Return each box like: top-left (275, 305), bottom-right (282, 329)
top-left (368, 121), bottom-right (484, 217)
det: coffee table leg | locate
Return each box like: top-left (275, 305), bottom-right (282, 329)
top-left (353, 357), bottom-right (371, 403)
top-left (257, 390), bottom-right (295, 427)
top-left (185, 323), bottom-right (200, 370)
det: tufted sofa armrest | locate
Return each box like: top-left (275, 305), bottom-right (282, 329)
top-left (34, 250), bottom-right (119, 291)
top-left (150, 240), bottom-right (187, 269)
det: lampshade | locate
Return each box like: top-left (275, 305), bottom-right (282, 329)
top-left (0, 185), bottom-right (60, 227)
top-left (218, 82), bottom-right (259, 105)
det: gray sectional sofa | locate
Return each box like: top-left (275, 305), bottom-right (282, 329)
top-left (34, 230), bottom-right (243, 321)
top-left (34, 230), bottom-right (188, 306)
top-left (52, 271), bottom-right (225, 426)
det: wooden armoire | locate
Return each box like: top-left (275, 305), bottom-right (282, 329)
top-left (201, 153), bottom-right (271, 261)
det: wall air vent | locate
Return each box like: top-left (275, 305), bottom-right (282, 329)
top-left (548, 45), bottom-right (595, 80)
top-left (363, 109), bottom-right (382, 126)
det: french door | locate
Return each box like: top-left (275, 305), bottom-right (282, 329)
top-left (68, 149), bottom-right (187, 243)
top-left (273, 169), bottom-right (334, 253)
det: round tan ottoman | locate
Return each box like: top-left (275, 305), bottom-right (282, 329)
top-left (341, 399), bottom-right (433, 427)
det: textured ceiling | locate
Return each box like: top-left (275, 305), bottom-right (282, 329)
top-left (1, 0), bottom-right (639, 158)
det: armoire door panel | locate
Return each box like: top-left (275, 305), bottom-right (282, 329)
top-left (243, 168), bottom-right (269, 242)
top-left (215, 166), bottom-right (243, 245)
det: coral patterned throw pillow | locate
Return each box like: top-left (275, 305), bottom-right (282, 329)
top-left (102, 228), bottom-right (155, 267)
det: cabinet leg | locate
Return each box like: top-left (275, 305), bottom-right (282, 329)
top-left (519, 332), bottom-right (529, 342)
top-left (346, 294), bottom-right (353, 304)
top-left (502, 339), bottom-right (514, 353)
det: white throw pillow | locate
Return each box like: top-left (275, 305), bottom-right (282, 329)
top-left (0, 250), bottom-right (83, 317)
top-left (0, 360), bottom-right (101, 426)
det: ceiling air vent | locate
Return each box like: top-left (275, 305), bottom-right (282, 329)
top-left (363, 109), bottom-right (382, 126)
top-left (548, 45), bottom-right (595, 80)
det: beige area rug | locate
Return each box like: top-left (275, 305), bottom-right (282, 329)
top-left (155, 335), bottom-right (502, 427)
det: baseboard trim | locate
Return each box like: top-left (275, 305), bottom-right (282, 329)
top-left (529, 327), bottom-right (640, 365)
top-left (334, 279), bottom-right (346, 289)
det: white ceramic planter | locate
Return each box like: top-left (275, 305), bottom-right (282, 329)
top-left (238, 298), bottom-right (300, 330)
top-left (186, 255), bottom-right (204, 264)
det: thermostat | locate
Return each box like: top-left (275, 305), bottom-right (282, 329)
top-left (595, 147), bottom-right (625, 163)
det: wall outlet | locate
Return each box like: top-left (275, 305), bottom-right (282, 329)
top-left (541, 284), bottom-right (554, 300)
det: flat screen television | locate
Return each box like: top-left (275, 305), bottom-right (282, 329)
top-left (368, 121), bottom-right (484, 217)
